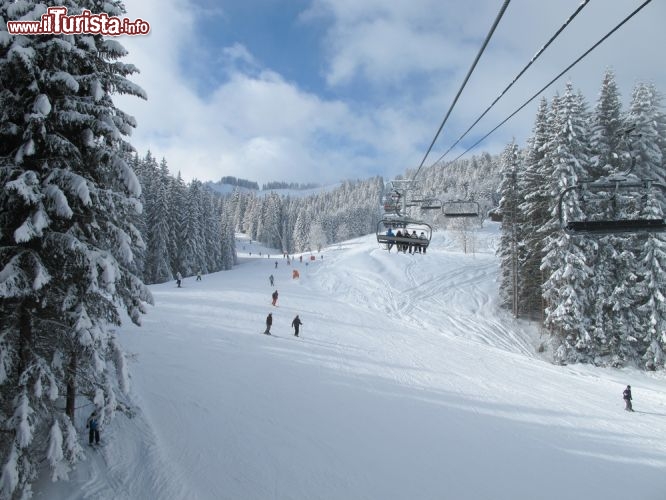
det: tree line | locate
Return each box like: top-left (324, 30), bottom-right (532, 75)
top-left (132, 153), bottom-right (237, 286)
top-left (226, 177), bottom-right (384, 254)
top-left (495, 71), bottom-right (666, 370)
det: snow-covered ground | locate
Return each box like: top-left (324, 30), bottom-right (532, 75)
top-left (36, 223), bottom-right (666, 500)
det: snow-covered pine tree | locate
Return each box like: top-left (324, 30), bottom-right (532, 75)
top-left (0, 1), bottom-right (152, 496)
top-left (292, 210), bottom-right (311, 252)
top-left (145, 162), bottom-right (173, 283)
top-left (128, 152), bottom-right (147, 280)
top-left (219, 203), bottom-right (237, 271)
top-left (589, 69), bottom-right (624, 179)
top-left (180, 179), bottom-right (206, 276)
top-left (231, 188), bottom-right (246, 233)
top-left (517, 98), bottom-right (550, 319)
top-left (264, 192), bottom-right (284, 251)
top-left (626, 83), bottom-right (666, 368)
top-left (496, 141), bottom-right (521, 314)
top-left (168, 171), bottom-right (186, 276)
top-left (585, 71), bottom-right (632, 362)
top-left (242, 194), bottom-right (260, 241)
top-left (541, 84), bottom-right (595, 363)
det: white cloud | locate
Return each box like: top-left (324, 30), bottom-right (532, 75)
top-left (114, 0), bottom-right (666, 186)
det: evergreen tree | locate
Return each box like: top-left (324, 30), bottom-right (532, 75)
top-left (540, 84), bottom-right (595, 363)
top-left (518, 98), bottom-right (550, 319)
top-left (168, 171), bottom-right (186, 275)
top-left (145, 163), bottom-right (172, 283)
top-left (0, 1), bottom-right (152, 495)
top-left (626, 84), bottom-right (666, 368)
top-left (180, 179), bottom-right (206, 275)
top-left (590, 69), bottom-right (624, 178)
top-left (496, 141), bottom-right (521, 314)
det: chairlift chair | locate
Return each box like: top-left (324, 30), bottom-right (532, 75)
top-left (442, 200), bottom-right (480, 218)
top-left (376, 218), bottom-right (432, 251)
top-left (558, 180), bottom-right (666, 235)
top-left (417, 198), bottom-right (443, 210)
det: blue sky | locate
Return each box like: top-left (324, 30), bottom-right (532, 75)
top-left (118, 0), bottom-right (666, 186)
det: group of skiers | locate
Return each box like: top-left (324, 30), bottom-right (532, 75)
top-left (175, 270), bottom-right (202, 287)
top-left (385, 228), bottom-right (427, 254)
top-left (263, 252), bottom-right (308, 336)
top-left (264, 312), bottom-right (302, 337)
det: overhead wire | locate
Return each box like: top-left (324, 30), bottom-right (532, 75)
top-left (431, 0), bottom-right (591, 167)
top-left (448, 0), bottom-right (654, 164)
top-left (411, 0), bottom-right (511, 182)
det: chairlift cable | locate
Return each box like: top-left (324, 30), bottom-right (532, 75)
top-left (449, 0), bottom-right (654, 164)
top-left (411, 0), bottom-right (511, 182)
top-left (431, 0), bottom-right (591, 167)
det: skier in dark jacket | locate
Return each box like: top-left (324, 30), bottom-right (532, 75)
top-left (86, 410), bottom-right (101, 445)
top-left (269, 274), bottom-right (274, 286)
top-left (291, 315), bottom-right (303, 337)
top-left (265, 313), bottom-right (273, 334)
top-left (272, 290), bottom-right (279, 306)
top-left (623, 385), bottom-right (634, 412)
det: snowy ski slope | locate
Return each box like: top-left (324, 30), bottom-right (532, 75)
top-left (36, 223), bottom-right (666, 500)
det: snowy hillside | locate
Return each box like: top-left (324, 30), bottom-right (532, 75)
top-left (205, 180), bottom-right (341, 198)
top-left (36, 223), bottom-right (666, 500)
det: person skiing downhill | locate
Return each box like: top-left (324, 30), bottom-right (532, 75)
top-left (291, 315), bottom-right (303, 337)
top-left (264, 313), bottom-right (273, 335)
top-left (269, 274), bottom-right (274, 286)
top-left (272, 290), bottom-right (279, 306)
top-left (176, 271), bottom-right (182, 288)
top-left (623, 385), bottom-right (634, 412)
top-left (86, 410), bottom-right (101, 445)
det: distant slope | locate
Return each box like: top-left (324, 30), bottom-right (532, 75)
top-left (205, 179), bottom-right (342, 198)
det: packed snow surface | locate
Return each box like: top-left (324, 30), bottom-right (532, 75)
top-left (37, 224), bottom-right (666, 500)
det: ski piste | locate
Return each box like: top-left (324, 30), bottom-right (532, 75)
top-left (34, 229), bottom-right (666, 500)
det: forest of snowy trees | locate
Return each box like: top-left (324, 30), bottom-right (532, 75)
top-left (225, 177), bottom-right (384, 255)
top-left (131, 153), bottom-right (237, 285)
top-left (495, 71), bottom-right (666, 370)
top-left (1, 0), bottom-right (665, 495)
top-left (134, 157), bottom-right (383, 285)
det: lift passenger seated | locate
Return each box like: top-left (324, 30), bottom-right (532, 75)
top-left (376, 218), bottom-right (432, 251)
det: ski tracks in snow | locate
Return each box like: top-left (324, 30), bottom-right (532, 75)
top-left (315, 240), bottom-right (537, 359)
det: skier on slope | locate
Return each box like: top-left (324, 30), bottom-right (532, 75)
top-left (264, 313), bottom-right (273, 335)
top-left (291, 315), bottom-right (303, 337)
top-left (86, 409), bottom-right (101, 445)
top-left (623, 385), bottom-right (634, 412)
top-left (269, 274), bottom-right (274, 286)
top-left (176, 271), bottom-right (182, 288)
top-left (272, 290), bottom-right (279, 306)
